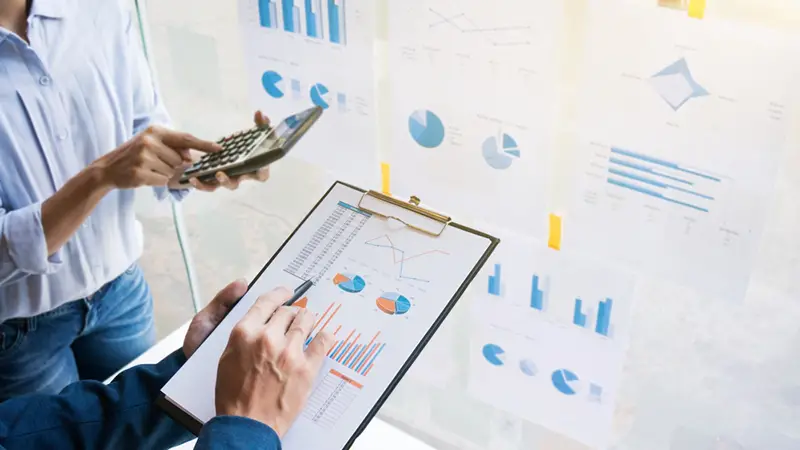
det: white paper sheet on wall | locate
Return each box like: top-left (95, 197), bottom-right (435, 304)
top-left (386, 0), bottom-right (563, 236)
top-left (568, 1), bottom-right (800, 301)
top-left (467, 230), bottom-right (636, 448)
top-left (237, 0), bottom-right (378, 186)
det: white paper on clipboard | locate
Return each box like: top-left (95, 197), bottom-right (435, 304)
top-left (160, 182), bottom-right (496, 450)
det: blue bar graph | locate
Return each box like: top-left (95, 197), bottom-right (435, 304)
top-left (530, 275), bottom-right (544, 310)
top-left (282, 0), bottom-right (301, 33)
top-left (488, 264), bottom-right (502, 296)
top-left (305, 0), bottom-right (323, 38)
top-left (573, 299), bottom-right (587, 327)
top-left (337, 92), bottom-right (347, 112)
top-left (258, 0), bottom-right (278, 28)
top-left (610, 147), bottom-right (722, 182)
top-left (607, 178), bottom-right (709, 213)
top-left (608, 168), bottom-right (714, 200)
top-left (355, 343), bottom-right (377, 372)
top-left (328, 0), bottom-right (346, 45)
top-left (609, 157), bottom-right (693, 185)
top-left (291, 79), bottom-right (302, 99)
top-left (595, 298), bottom-right (613, 337)
top-left (361, 343), bottom-right (386, 376)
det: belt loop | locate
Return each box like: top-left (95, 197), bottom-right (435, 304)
top-left (27, 315), bottom-right (37, 332)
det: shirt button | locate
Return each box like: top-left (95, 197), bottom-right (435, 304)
top-left (39, 75), bottom-right (51, 86)
top-left (57, 131), bottom-right (68, 141)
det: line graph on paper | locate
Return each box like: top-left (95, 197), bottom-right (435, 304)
top-left (427, 7), bottom-right (532, 47)
top-left (362, 235), bottom-right (450, 283)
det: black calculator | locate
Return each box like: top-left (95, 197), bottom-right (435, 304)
top-left (179, 106), bottom-right (323, 185)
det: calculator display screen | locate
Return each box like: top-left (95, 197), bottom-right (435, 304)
top-left (274, 108), bottom-right (314, 141)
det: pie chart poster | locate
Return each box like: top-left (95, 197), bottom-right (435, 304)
top-left (466, 323), bottom-right (625, 448)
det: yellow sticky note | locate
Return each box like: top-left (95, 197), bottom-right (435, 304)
top-left (548, 214), bottom-right (562, 251)
top-left (688, 0), bottom-right (705, 19)
top-left (381, 163), bottom-right (391, 195)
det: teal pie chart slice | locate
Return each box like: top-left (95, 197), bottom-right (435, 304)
top-left (262, 71), bottom-right (285, 99)
top-left (310, 83), bottom-right (330, 109)
top-left (551, 369), bottom-right (579, 395)
top-left (409, 110), bottom-right (445, 148)
top-left (482, 344), bottom-right (506, 366)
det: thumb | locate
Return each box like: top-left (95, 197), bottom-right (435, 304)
top-left (204, 278), bottom-right (248, 322)
top-left (306, 331), bottom-right (334, 372)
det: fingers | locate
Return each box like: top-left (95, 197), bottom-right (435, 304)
top-left (189, 177), bottom-right (219, 192)
top-left (285, 309), bottom-right (315, 352)
top-left (143, 151), bottom-right (176, 178)
top-left (305, 331), bottom-right (334, 373)
top-left (159, 129), bottom-right (223, 153)
top-left (266, 306), bottom-right (300, 342)
top-left (254, 110), bottom-right (270, 127)
top-left (238, 287), bottom-right (291, 331)
top-left (203, 279), bottom-right (248, 322)
top-left (216, 172), bottom-right (241, 190)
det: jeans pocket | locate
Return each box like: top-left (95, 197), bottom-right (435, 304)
top-left (0, 320), bottom-right (27, 356)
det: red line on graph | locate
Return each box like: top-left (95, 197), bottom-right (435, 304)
top-left (364, 363), bottom-right (375, 376)
top-left (332, 329), bottom-right (355, 359)
top-left (365, 235), bottom-right (449, 263)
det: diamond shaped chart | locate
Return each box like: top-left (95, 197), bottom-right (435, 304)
top-left (649, 58), bottom-right (708, 111)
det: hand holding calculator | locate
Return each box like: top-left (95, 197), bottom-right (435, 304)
top-left (179, 106), bottom-right (323, 185)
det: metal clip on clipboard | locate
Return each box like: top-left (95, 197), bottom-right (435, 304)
top-left (357, 190), bottom-right (451, 237)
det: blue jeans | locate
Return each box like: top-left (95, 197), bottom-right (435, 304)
top-left (0, 264), bottom-right (156, 402)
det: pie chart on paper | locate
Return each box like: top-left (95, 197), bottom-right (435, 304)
top-left (482, 344), bottom-right (506, 366)
top-left (482, 132), bottom-right (520, 170)
top-left (261, 70), bottom-right (285, 99)
top-left (333, 273), bottom-right (366, 293)
top-left (376, 292), bottom-right (412, 315)
top-left (551, 369), bottom-right (579, 395)
top-left (408, 109), bottom-right (445, 149)
top-left (310, 83), bottom-right (331, 109)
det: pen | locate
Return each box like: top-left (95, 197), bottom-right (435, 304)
top-left (284, 279), bottom-right (313, 306)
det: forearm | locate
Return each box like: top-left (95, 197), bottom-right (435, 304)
top-left (41, 165), bottom-right (113, 255)
top-left (0, 350), bottom-right (192, 450)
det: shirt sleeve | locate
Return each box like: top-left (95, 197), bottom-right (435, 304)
top-left (195, 416), bottom-right (282, 450)
top-left (123, 9), bottom-right (189, 202)
top-left (0, 350), bottom-right (192, 450)
top-left (0, 200), bottom-right (63, 286)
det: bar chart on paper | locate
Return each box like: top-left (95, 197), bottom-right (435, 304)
top-left (256, 0), bottom-right (348, 45)
top-left (605, 146), bottom-right (721, 213)
top-left (486, 263), bottom-right (549, 312)
top-left (573, 298), bottom-right (614, 338)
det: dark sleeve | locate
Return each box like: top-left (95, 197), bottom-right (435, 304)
top-left (0, 350), bottom-right (193, 450)
top-left (195, 416), bottom-right (282, 450)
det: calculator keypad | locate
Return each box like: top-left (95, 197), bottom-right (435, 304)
top-left (183, 126), bottom-right (271, 178)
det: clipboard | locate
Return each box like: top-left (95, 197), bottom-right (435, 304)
top-left (157, 181), bottom-right (499, 449)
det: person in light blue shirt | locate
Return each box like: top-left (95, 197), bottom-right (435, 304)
top-left (0, 0), bottom-right (270, 401)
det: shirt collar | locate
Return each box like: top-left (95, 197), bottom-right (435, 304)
top-left (29, 0), bottom-right (69, 20)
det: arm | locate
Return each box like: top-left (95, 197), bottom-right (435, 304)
top-left (0, 166), bottom-right (111, 286)
top-left (0, 350), bottom-right (192, 450)
top-left (195, 417), bottom-right (282, 450)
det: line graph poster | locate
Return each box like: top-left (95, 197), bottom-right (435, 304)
top-left (388, 0), bottom-right (562, 235)
top-left (568, 1), bottom-right (800, 300)
top-left (389, 0), bottom-right (562, 68)
top-left (363, 234), bottom-right (450, 283)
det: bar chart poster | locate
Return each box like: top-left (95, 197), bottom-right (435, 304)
top-left (473, 229), bottom-right (636, 344)
top-left (568, 1), bottom-right (798, 301)
top-left (239, 0), bottom-right (378, 186)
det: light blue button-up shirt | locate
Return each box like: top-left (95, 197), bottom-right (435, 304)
top-left (0, 0), bottom-right (180, 320)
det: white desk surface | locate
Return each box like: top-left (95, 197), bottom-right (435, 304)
top-left (114, 322), bottom-right (435, 450)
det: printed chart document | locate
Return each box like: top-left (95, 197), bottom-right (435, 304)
top-left (160, 182), bottom-right (496, 450)
top-left (569, 1), bottom-right (800, 300)
top-left (387, 0), bottom-right (563, 236)
top-left (468, 228), bottom-right (635, 448)
top-left (237, 0), bottom-right (377, 185)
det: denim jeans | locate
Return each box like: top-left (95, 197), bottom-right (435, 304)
top-left (0, 264), bottom-right (156, 402)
